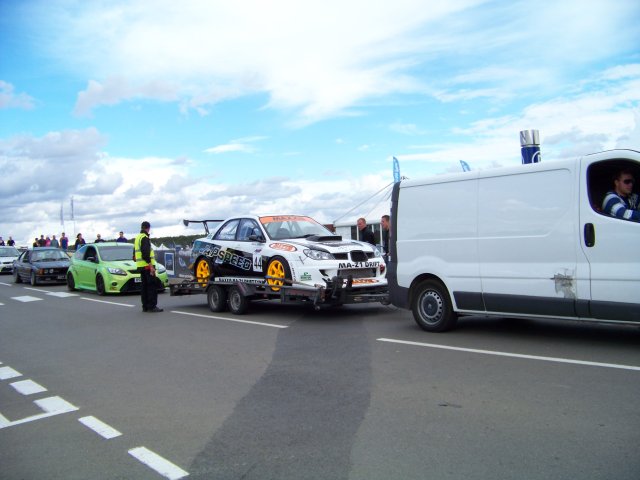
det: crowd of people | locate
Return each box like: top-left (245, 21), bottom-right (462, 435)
top-left (0, 231), bottom-right (130, 250)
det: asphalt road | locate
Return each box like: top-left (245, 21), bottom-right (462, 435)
top-left (1, 278), bottom-right (639, 480)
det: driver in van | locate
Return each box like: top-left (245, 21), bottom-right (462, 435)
top-left (602, 168), bottom-right (640, 222)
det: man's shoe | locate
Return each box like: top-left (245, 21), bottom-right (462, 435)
top-left (148, 307), bottom-right (163, 313)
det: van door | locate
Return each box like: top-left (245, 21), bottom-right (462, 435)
top-left (478, 164), bottom-right (579, 317)
top-left (579, 152), bottom-right (640, 321)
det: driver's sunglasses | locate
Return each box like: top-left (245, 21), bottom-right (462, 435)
top-left (622, 178), bottom-right (635, 185)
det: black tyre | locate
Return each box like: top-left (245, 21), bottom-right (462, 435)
top-left (228, 285), bottom-right (249, 315)
top-left (13, 269), bottom-right (22, 284)
top-left (30, 271), bottom-right (38, 286)
top-left (411, 279), bottom-right (457, 332)
top-left (207, 285), bottom-right (228, 312)
top-left (67, 272), bottom-right (76, 291)
top-left (96, 274), bottom-right (106, 295)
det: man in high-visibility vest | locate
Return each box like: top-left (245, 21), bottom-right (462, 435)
top-left (135, 221), bottom-right (163, 313)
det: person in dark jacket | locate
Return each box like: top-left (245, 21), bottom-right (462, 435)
top-left (357, 217), bottom-right (376, 245)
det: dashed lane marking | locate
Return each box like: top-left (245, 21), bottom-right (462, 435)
top-left (81, 297), bottom-right (135, 308)
top-left (11, 295), bottom-right (42, 303)
top-left (0, 366), bottom-right (22, 380)
top-left (0, 396), bottom-right (79, 429)
top-left (0, 282), bottom-right (12, 286)
top-left (79, 416), bottom-right (122, 439)
top-left (377, 338), bottom-right (640, 371)
top-left (129, 447), bottom-right (189, 480)
top-left (173, 310), bottom-right (289, 329)
top-left (10, 379), bottom-right (47, 395)
top-left (23, 287), bottom-right (79, 298)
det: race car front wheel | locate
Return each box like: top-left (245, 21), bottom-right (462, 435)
top-left (266, 256), bottom-right (291, 292)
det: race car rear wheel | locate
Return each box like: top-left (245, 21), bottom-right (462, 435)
top-left (195, 257), bottom-right (212, 287)
top-left (266, 256), bottom-right (291, 292)
top-left (228, 285), bottom-right (249, 315)
top-left (207, 285), bottom-right (227, 312)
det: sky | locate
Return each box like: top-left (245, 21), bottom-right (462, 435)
top-left (1, 0), bottom-right (639, 246)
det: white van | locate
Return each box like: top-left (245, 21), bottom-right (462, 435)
top-left (388, 149), bottom-right (640, 331)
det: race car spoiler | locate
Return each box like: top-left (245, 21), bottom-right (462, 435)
top-left (182, 219), bottom-right (225, 235)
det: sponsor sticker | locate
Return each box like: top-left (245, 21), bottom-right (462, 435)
top-left (213, 277), bottom-right (266, 285)
top-left (260, 215), bottom-right (312, 223)
top-left (300, 272), bottom-right (312, 281)
top-left (200, 244), bottom-right (252, 271)
top-left (337, 261), bottom-right (380, 268)
top-left (269, 243), bottom-right (297, 252)
top-left (351, 278), bottom-right (379, 285)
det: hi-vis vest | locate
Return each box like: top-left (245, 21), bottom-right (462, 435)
top-left (134, 232), bottom-right (155, 268)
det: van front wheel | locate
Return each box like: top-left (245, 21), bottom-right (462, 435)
top-left (411, 280), bottom-right (457, 332)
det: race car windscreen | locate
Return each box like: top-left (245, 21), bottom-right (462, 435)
top-left (260, 215), bottom-right (334, 240)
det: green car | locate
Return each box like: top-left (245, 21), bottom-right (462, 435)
top-left (67, 242), bottom-right (169, 295)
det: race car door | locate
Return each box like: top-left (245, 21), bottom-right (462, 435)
top-left (211, 218), bottom-right (262, 278)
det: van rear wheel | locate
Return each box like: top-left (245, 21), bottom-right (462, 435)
top-left (411, 280), bottom-right (457, 332)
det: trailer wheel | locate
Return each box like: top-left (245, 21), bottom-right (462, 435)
top-left (195, 257), bottom-right (212, 287)
top-left (207, 285), bottom-right (227, 312)
top-left (228, 285), bottom-right (249, 315)
top-left (411, 279), bottom-right (458, 332)
top-left (266, 256), bottom-right (291, 292)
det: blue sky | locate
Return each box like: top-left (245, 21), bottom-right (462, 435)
top-left (1, 0), bottom-right (639, 245)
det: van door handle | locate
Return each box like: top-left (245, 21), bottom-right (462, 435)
top-left (584, 223), bottom-right (595, 247)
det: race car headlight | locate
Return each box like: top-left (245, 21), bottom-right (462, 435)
top-left (372, 247), bottom-right (382, 258)
top-left (156, 264), bottom-right (166, 274)
top-left (107, 267), bottom-right (127, 276)
top-left (303, 248), bottom-right (334, 260)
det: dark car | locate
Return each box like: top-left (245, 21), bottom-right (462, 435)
top-left (13, 248), bottom-right (71, 285)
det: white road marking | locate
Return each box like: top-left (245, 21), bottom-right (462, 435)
top-left (128, 446), bottom-right (189, 480)
top-left (11, 295), bottom-right (42, 303)
top-left (79, 416), bottom-right (122, 439)
top-left (47, 291), bottom-right (79, 298)
top-left (24, 287), bottom-right (50, 293)
top-left (0, 281), bottom-right (12, 286)
top-left (377, 338), bottom-right (640, 372)
top-left (0, 302), bottom-right (4, 306)
top-left (173, 310), bottom-right (288, 329)
top-left (10, 379), bottom-right (47, 395)
top-left (0, 396), bottom-right (79, 429)
top-left (81, 297), bottom-right (135, 307)
top-left (0, 366), bottom-right (22, 380)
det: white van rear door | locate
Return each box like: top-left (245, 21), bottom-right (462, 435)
top-left (579, 152), bottom-right (640, 321)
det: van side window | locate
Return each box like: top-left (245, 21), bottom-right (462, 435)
top-left (587, 160), bottom-right (640, 217)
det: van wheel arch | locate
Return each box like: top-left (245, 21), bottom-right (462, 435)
top-left (410, 277), bottom-right (458, 332)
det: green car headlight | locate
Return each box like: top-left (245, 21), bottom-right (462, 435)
top-left (156, 264), bottom-right (166, 274)
top-left (107, 267), bottom-right (127, 276)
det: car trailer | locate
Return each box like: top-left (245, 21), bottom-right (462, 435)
top-left (169, 275), bottom-right (390, 315)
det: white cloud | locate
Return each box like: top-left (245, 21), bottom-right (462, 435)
top-left (0, 81), bottom-right (35, 110)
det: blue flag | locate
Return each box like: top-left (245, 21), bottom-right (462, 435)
top-left (393, 157), bottom-right (401, 183)
top-left (460, 160), bottom-right (471, 172)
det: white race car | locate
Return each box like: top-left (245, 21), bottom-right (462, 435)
top-left (184, 215), bottom-right (388, 312)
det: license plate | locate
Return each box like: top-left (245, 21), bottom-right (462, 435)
top-left (57, 275), bottom-right (66, 280)
top-left (134, 277), bottom-right (142, 283)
